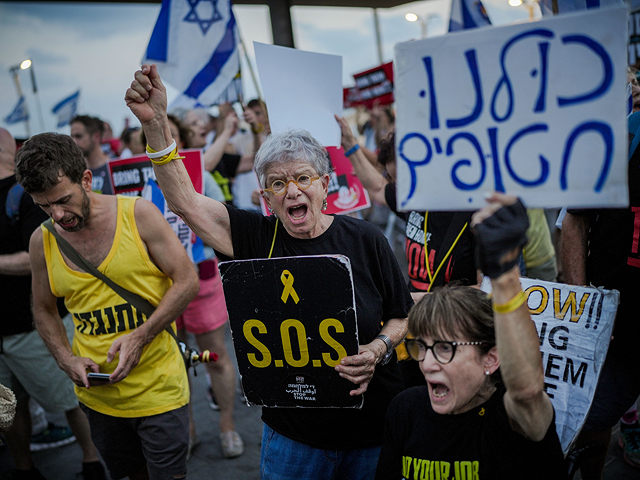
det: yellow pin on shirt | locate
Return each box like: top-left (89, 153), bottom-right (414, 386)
top-left (280, 270), bottom-right (299, 304)
top-left (479, 407), bottom-right (486, 416)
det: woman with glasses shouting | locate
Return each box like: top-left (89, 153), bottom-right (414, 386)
top-left (375, 193), bottom-right (567, 480)
top-left (126, 65), bottom-right (413, 480)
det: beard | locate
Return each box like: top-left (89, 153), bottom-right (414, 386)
top-left (59, 190), bottom-right (91, 232)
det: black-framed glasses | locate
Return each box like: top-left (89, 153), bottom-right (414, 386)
top-left (404, 338), bottom-right (487, 364)
top-left (264, 174), bottom-right (320, 195)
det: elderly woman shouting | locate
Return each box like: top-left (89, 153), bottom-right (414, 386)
top-left (125, 65), bottom-right (413, 479)
top-left (375, 194), bottom-right (567, 480)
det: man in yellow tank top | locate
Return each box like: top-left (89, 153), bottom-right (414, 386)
top-left (14, 133), bottom-right (200, 480)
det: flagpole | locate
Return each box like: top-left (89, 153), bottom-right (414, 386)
top-left (238, 33), bottom-right (262, 103)
top-left (28, 64), bottom-right (46, 133)
top-left (9, 66), bottom-right (30, 137)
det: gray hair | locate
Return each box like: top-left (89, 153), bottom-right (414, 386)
top-left (254, 129), bottom-right (331, 188)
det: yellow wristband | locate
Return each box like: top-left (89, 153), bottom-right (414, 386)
top-left (492, 290), bottom-right (527, 314)
top-left (147, 145), bottom-right (184, 166)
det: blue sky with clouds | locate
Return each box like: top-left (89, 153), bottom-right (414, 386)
top-left (0, 0), bottom-right (530, 139)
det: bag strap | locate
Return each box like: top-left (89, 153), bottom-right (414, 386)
top-left (430, 212), bottom-right (470, 288)
top-left (42, 219), bottom-right (178, 342)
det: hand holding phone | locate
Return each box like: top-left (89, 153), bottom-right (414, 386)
top-left (87, 372), bottom-right (111, 386)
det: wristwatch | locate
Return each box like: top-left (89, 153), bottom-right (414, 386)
top-left (376, 334), bottom-right (394, 366)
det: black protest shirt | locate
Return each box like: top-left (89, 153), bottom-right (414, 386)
top-left (0, 175), bottom-right (48, 336)
top-left (218, 205), bottom-right (413, 449)
top-left (385, 183), bottom-right (477, 291)
top-left (375, 386), bottom-right (567, 480)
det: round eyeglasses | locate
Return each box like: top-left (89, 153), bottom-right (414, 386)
top-left (264, 174), bottom-right (320, 195)
top-left (404, 338), bottom-right (488, 365)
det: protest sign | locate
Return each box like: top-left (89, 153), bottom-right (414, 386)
top-left (108, 151), bottom-right (205, 262)
top-left (259, 146), bottom-right (370, 216)
top-left (343, 62), bottom-right (394, 109)
top-left (482, 277), bottom-right (619, 452)
top-left (254, 42), bottom-right (342, 147)
top-left (108, 150), bottom-right (203, 196)
top-left (395, 7), bottom-right (628, 211)
top-left (219, 255), bottom-right (362, 408)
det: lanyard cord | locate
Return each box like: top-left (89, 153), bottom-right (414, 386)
top-left (423, 212), bottom-right (468, 292)
top-left (268, 218), bottom-right (279, 259)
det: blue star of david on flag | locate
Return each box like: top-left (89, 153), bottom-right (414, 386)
top-left (183, 0), bottom-right (223, 35)
top-left (144, 0), bottom-right (241, 108)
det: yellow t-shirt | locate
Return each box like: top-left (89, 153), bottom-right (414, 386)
top-left (524, 209), bottom-right (556, 269)
top-left (42, 195), bottom-right (189, 417)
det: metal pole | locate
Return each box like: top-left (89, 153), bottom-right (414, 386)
top-left (373, 9), bottom-right (383, 64)
top-left (10, 67), bottom-right (30, 137)
top-left (29, 65), bottom-right (46, 132)
top-left (238, 34), bottom-right (263, 103)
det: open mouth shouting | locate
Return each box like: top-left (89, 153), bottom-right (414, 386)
top-left (428, 381), bottom-right (450, 401)
top-left (287, 204), bottom-right (308, 222)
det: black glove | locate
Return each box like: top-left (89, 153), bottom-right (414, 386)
top-left (473, 199), bottom-right (529, 279)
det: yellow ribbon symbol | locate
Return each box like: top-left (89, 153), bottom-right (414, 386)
top-left (280, 270), bottom-right (299, 304)
top-left (479, 407), bottom-right (486, 416)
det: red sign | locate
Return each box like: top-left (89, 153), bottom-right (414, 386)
top-left (107, 149), bottom-right (204, 195)
top-left (343, 62), bottom-right (394, 109)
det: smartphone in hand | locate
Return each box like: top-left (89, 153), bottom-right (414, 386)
top-left (87, 372), bottom-right (111, 386)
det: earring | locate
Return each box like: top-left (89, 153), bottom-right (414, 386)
top-left (485, 371), bottom-right (490, 376)
top-left (322, 198), bottom-right (328, 211)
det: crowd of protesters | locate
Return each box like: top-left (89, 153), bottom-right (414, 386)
top-left (0, 61), bottom-right (638, 480)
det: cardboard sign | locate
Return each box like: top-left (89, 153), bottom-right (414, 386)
top-left (108, 151), bottom-right (205, 263)
top-left (395, 7), bottom-right (628, 211)
top-left (259, 147), bottom-right (371, 216)
top-left (254, 42), bottom-right (342, 147)
top-left (482, 277), bottom-right (619, 452)
top-left (219, 255), bottom-right (363, 408)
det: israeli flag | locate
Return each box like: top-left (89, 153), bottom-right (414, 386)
top-left (144, 0), bottom-right (240, 109)
top-left (4, 96), bottom-right (29, 125)
top-left (449, 0), bottom-right (491, 31)
top-left (51, 90), bottom-right (80, 128)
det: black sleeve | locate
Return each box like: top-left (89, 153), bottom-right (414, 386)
top-left (375, 229), bottom-right (413, 321)
top-left (19, 193), bottom-right (48, 251)
top-left (385, 183), bottom-right (398, 214)
top-left (214, 204), bottom-right (275, 261)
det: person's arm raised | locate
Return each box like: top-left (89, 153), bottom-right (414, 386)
top-left (125, 64), bottom-right (235, 257)
top-left (335, 115), bottom-right (389, 206)
top-left (107, 199), bottom-right (200, 383)
top-left (472, 194), bottom-right (553, 442)
top-left (202, 114), bottom-right (237, 172)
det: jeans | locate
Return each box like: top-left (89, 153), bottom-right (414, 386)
top-left (260, 423), bottom-right (381, 480)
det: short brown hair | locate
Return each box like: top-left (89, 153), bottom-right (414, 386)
top-left (16, 132), bottom-right (86, 194)
top-left (409, 285), bottom-right (495, 354)
top-left (71, 115), bottom-right (104, 139)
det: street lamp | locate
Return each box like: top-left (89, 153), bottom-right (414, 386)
top-left (405, 12), bottom-right (439, 39)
